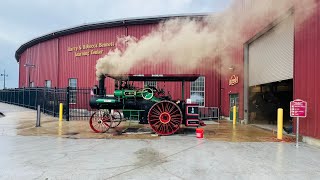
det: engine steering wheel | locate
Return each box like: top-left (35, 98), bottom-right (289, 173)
top-left (141, 88), bottom-right (154, 100)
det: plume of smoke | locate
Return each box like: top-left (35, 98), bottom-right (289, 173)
top-left (190, 93), bottom-right (204, 104)
top-left (96, 0), bottom-right (317, 79)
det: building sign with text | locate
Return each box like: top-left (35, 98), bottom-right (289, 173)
top-left (229, 75), bottom-right (239, 86)
top-left (67, 42), bottom-right (115, 57)
top-left (290, 99), bottom-right (307, 118)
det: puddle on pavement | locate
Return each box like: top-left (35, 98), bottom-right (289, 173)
top-left (135, 147), bottom-right (167, 166)
top-left (16, 120), bottom-right (294, 142)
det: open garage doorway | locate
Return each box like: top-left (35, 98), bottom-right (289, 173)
top-left (244, 13), bottom-right (294, 128)
top-left (249, 79), bottom-right (293, 125)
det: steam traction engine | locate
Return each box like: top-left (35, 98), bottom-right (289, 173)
top-left (89, 74), bottom-right (204, 135)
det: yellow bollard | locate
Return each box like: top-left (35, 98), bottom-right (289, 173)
top-left (233, 106), bottom-right (236, 125)
top-left (59, 103), bottom-right (63, 121)
top-left (277, 108), bottom-right (283, 140)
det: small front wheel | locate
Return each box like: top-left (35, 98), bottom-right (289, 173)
top-left (89, 110), bottom-right (112, 133)
top-left (111, 110), bottom-right (122, 128)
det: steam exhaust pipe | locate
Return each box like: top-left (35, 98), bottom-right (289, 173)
top-left (99, 75), bottom-right (106, 96)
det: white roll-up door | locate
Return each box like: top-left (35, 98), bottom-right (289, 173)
top-left (249, 16), bottom-right (294, 86)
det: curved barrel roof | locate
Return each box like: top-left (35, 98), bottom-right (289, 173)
top-left (15, 13), bottom-right (208, 62)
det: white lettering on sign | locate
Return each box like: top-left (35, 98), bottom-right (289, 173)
top-left (103, 100), bottom-right (113, 103)
top-left (290, 99), bottom-right (307, 118)
top-left (191, 107), bottom-right (194, 114)
top-left (151, 74), bottom-right (164, 77)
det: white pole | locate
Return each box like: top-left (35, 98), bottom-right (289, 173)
top-left (296, 117), bottom-right (299, 147)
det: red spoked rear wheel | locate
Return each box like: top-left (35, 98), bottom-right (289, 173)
top-left (148, 101), bottom-right (182, 135)
top-left (89, 110), bottom-right (112, 133)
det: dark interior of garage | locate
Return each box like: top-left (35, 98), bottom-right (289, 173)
top-left (249, 79), bottom-right (293, 125)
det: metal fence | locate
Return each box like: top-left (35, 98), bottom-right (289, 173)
top-left (0, 88), bottom-right (68, 118)
top-left (68, 88), bottom-right (95, 120)
top-left (199, 107), bottom-right (220, 121)
top-left (0, 87), bottom-right (96, 121)
top-left (0, 87), bottom-right (220, 122)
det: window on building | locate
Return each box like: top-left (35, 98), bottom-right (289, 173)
top-left (144, 81), bottom-right (157, 88)
top-left (190, 76), bottom-right (205, 106)
top-left (68, 78), bottom-right (77, 104)
top-left (45, 80), bottom-right (51, 88)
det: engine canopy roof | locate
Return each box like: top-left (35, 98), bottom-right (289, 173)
top-left (105, 74), bottom-right (201, 82)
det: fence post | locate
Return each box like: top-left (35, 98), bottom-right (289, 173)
top-left (35, 89), bottom-right (40, 109)
top-left (15, 89), bottom-right (17, 105)
top-left (43, 88), bottom-right (45, 113)
top-left (53, 87), bottom-right (56, 117)
top-left (28, 88), bottom-right (31, 108)
top-left (66, 87), bottom-right (70, 121)
top-left (233, 106), bottom-right (237, 125)
top-left (218, 108), bottom-right (220, 123)
top-left (36, 105), bottom-right (41, 127)
top-left (12, 89), bottom-right (16, 105)
top-left (13, 89), bottom-right (15, 105)
top-left (17, 89), bottom-right (19, 105)
top-left (23, 87), bottom-right (25, 107)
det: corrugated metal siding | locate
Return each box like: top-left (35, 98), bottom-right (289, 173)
top-left (239, 0), bottom-right (293, 39)
top-left (127, 24), bottom-right (183, 100)
top-left (220, 0), bottom-right (294, 118)
top-left (127, 24), bottom-right (220, 106)
top-left (18, 39), bottom-right (58, 88)
top-left (294, 2), bottom-right (320, 138)
top-left (221, 47), bottom-right (244, 118)
top-left (18, 22), bottom-right (221, 108)
top-left (58, 27), bottom-right (126, 92)
top-left (225, 0), bottom-right (320, 140)
top-left (39, 39), bottom-right (59, 87)
top-left (191, 58), bottom-right (221, 108)
top-left (18, 52), bottom-right (27, 87)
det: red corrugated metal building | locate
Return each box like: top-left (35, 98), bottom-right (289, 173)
top-left (16, 14), bottom-right (220, 111)
top-left (218, 0), bottom-right (320, 140)
top-left (15, 0), bottom-right (320, 140)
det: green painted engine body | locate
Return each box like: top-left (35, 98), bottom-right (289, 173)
top-left (114, 89), bottom-right (136, 98)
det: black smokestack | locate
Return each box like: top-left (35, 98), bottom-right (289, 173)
top-left (98, 75), bottom-right (106, 96)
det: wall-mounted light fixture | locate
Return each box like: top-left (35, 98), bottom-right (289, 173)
top-left (229, 66), bottom-right (235, 71)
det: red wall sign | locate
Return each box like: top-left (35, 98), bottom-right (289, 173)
top-left (290, 99), bottom-right (307, 118)
top-left (229, 75), bottom-right (239, 86)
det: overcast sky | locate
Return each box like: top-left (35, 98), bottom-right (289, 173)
top-left (0, 0), bottom-right (231, 89)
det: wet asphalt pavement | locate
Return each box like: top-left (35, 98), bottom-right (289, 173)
top-left (1, 102), bottom-right (320, 179)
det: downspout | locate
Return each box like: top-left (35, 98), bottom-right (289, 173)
top-left (57, 37), bottom-right (60, 88)
top-left (219, 58), bottom-right (222, 119)
top-left (124, 20), bottom-right (128, 36)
